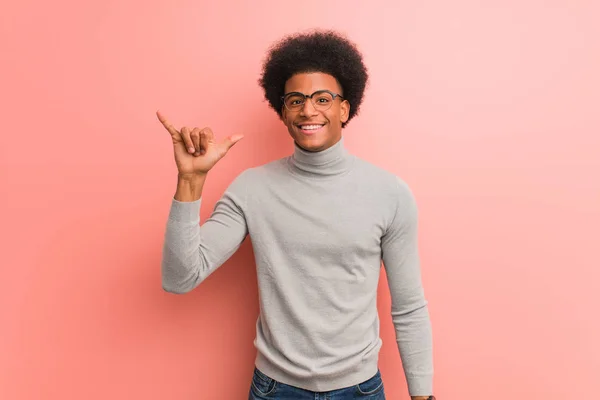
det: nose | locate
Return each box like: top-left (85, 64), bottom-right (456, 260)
top-left (299, 98), bottom-right (318, 117)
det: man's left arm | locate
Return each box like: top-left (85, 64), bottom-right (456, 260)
top-left (381, 178), bottom-right (434, 399)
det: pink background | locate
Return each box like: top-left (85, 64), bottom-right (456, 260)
top-left (2, 1), bottom-right (599, 399)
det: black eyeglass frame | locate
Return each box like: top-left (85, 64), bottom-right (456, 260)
top-left (280, 89), bottom-right (344, 111)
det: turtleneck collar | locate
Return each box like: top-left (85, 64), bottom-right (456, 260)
top-left (288, 137), bottom-right (353, 177)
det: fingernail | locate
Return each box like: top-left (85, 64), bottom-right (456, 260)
top-left (188, 147), bottom-right (195, 153)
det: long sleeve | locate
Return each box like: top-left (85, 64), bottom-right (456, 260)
top-left (381, 178), bottom-right (434, 396)
top-left (161, 173), bottom-right (249, 294)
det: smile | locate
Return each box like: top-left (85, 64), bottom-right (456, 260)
top-left (296, 124), bottom-right (325, 134)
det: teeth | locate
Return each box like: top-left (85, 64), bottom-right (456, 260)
top-left (300, 125), bottom-right (323, 130)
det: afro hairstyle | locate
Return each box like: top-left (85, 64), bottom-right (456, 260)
top-left (258, 29), bottom-right (369, 128)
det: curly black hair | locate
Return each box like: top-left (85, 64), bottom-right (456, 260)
top-left (259, 29), bottom-right (369, 128)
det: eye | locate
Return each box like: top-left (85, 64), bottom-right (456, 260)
top-left (285, 94), bottom-right (305, 107)
top-left (314, 92), bottom-right (334, 104)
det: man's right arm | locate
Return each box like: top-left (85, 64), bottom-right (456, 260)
top-left (161, 172), bottom-right (249, 294)
top-left (155, 110), bottom-right (246, 294)
top-left (174, 173), bottom-right (207, 202)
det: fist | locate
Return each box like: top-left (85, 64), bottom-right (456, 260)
top-left (156, 110), bottom-right (244, 176)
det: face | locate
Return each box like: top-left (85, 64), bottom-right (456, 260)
top-left (281, 72), bottom-right (350, 152)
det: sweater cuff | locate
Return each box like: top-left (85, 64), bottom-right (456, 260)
top-left (407, 374), bottom-right (434, 397)
top-left (168, 197), bottom-right (201, 223)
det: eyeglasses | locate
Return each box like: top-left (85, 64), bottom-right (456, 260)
top-left (281, 90), bottom-right (344, 112)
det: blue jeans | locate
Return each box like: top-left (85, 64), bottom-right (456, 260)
top-left (248, 368), bottom-right (386, 400)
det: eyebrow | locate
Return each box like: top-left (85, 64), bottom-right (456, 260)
top-left (285, 89), bottom-right (327, 94)
top-left (283, 89), bottom-right (342, 96)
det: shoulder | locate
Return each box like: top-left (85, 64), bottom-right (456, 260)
top-left (353, 156), bottom-right (394, 181)
top-left (350, 156), bottom-right (419, 227)
top-left (240, 157), bottom-right (288, 179)
top-left (225, 157), bottom-right (289, 190)
top-left (352, 156), bottom-right (415, 199)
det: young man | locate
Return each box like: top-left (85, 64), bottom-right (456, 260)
top-left (157, 30), bottom-right (435, 400)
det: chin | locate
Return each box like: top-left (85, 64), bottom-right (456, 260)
top-left (293, 136), bottom-right (329, 152)
top-left (286, 122), bottom-right (340, 152)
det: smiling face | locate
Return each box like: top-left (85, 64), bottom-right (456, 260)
top-left (281, 72), bottom-right (350, 152)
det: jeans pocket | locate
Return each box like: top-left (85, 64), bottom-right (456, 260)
top-left (355, 369), bottom-right (384, 396)
top-left (251, 368), bottom-right (277, 397)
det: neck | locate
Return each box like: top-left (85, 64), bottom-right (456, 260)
top-left (289, 137), bottom-right (353, 177)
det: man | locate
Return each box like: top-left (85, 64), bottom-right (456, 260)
top-left (157, 30), bottom-right (435, 400)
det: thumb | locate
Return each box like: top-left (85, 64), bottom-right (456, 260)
top-left (219, 134), bottom-right (244, 154)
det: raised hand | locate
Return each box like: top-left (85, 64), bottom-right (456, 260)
top-left (156, 110), bottom-right (244, 177)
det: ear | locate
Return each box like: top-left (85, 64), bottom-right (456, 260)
top-left (340, 100), bottom-right (350, 124)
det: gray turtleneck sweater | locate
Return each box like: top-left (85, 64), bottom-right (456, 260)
top-left (161, 137), bottom-right (433, 395)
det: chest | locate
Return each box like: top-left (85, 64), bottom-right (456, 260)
top-left (246, 181), bottom-right (388, 260)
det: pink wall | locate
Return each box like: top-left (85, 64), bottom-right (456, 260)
top-left (2, 1), bottom-right (599, 399)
